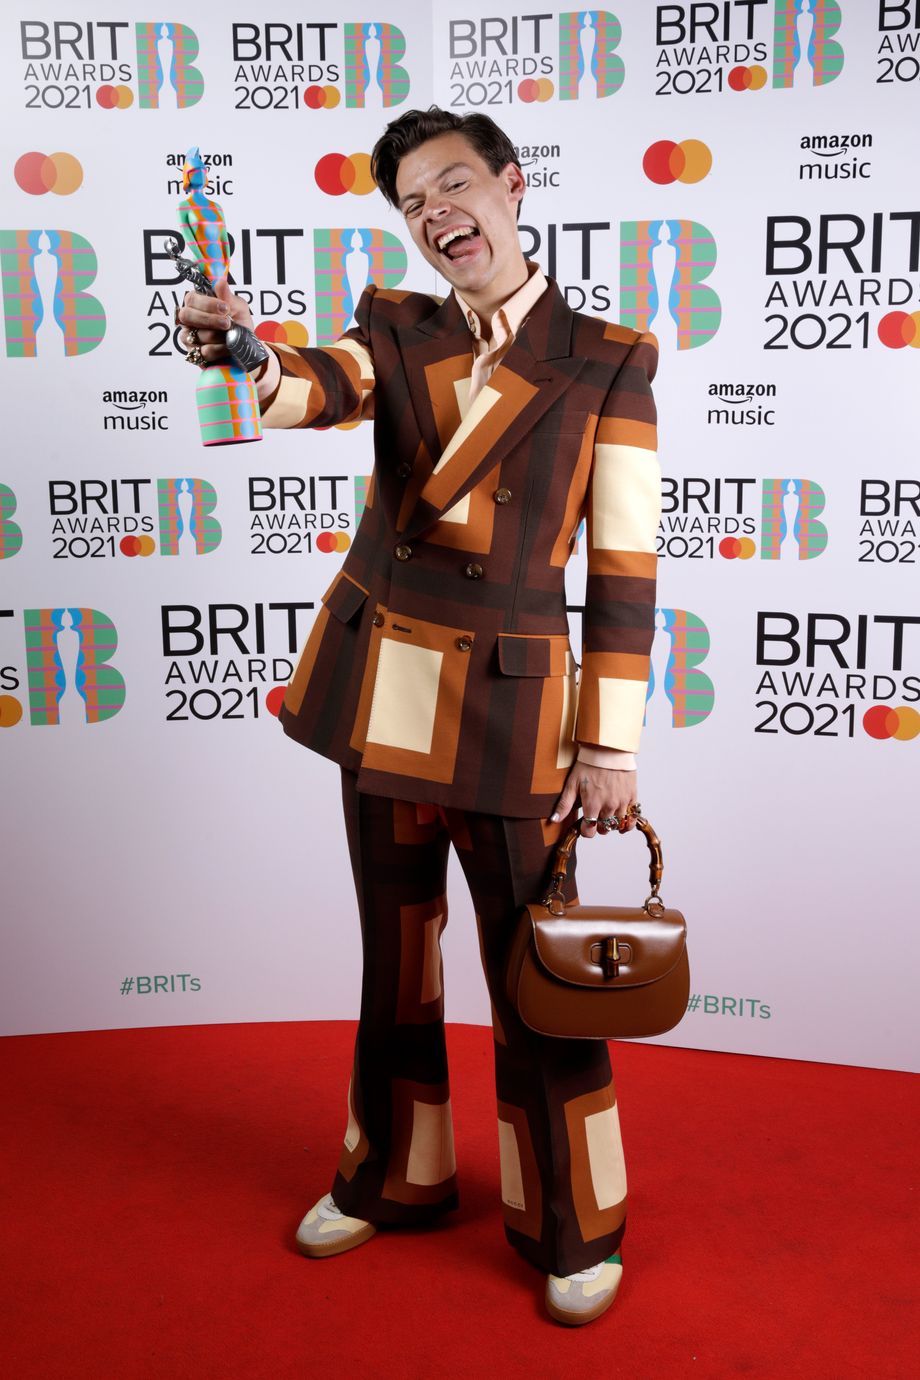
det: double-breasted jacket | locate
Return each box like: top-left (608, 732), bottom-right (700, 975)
top-left (261, 278), bottom-right (660, 817)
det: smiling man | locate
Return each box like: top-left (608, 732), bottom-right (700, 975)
top-left (177, 108), bottom-right (660, 1327)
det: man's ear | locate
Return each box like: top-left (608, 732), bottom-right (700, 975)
top-left (503, 161), bottom-right (526, 206)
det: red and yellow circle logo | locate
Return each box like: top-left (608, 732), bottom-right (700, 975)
top-left (14, 152), bottom-right (84, 196)
top-left (643, 139), bottom-right (712, 185)
top-left (518, 77), bottom-right (554, 102)
top-left (719, 536), bottom-right (756, 560)
top-left (314, 153), bottom-right (376, 196)
top-left (304, 84), bottom-right (341, 109)
top-left (255, 320), bottom-right (309, 347)
top-left (863, 705), bottom-right (920, 740)
top-left (96, 84), bottom-right (134, 109)
top-left (877, 311), bottom-right (920, 349)
top-left (728, 64), bottom-right (767, 91)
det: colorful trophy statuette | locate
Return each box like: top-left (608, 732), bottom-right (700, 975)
top-left (168, 147), bottom-right (268, 445)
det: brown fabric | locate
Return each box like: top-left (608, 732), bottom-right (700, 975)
top-left (331, 771), bottom-right (629, 1276)
top-left (272, 280), bottom-right (659, 816)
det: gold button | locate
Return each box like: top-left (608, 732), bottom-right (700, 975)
top-left (396, 462), bottom-right (412, 479)
top-left (372, 612), bottom-right (384, 627)
top-left (456, 636), bottom-right (472, 652)
top-left (493, 488), bottom-right (512, 505)
top-left (394, 544), bottom-right (412, 561)
top-left (463, 562), bottom-right (484, 579)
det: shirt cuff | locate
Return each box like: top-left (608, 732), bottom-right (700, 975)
top-left (576, 746), bottom-right (637, 771)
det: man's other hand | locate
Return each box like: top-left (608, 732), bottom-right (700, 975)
top-left (551, 764), bottom-right (638, 837)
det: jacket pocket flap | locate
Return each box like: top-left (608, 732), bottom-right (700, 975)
top-left (322, 571), bottom-right (368, 624)
top-left (497, 633), bottom-right (570, 677)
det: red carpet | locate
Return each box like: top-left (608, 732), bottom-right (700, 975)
top-left (1, 1022), bottom-right (916, 1380)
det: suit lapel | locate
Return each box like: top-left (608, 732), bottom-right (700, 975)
top-left (401, 280), bottom-right (584, 540)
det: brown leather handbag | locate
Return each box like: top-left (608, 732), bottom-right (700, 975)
top-left (505, 816), bottom-right (689, 1040)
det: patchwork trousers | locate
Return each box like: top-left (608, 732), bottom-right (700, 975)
top-left (330, 768), bottom-right (628, 1277)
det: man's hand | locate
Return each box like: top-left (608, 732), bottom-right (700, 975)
top-left (177, 277), bottom-right (254, 366)
top-left (551, 763), bottom-right (638, 837)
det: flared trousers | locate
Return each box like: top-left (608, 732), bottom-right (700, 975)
top-left (330, 768), bottom-right (628, 1276)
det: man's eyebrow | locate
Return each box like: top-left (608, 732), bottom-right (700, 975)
top-left (398, 162), bottom-right (472, 209)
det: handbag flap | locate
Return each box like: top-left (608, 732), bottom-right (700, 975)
top-left (527, 904), bottom-right (687, 991)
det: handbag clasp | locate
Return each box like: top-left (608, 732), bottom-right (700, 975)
top-left (604, 937), bottom-right (621, 979)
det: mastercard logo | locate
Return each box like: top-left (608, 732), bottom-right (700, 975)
top-left (314, 153), bottom-right (376, 197)
top-left (255, 320), bottom-right (309, 347)
top-left (316, 532), bottom-right (351, 553)
top-left (877, 311), bottom-right (920, 349)
top-left (863, 704), bottom-right (920, 741)
top-left (643, 139), bottom-right (712, 185)
top-left (518, 77), bottom-right (554, 102)
top-left (14, 151), bottom-right (84, 196)
top-left (0, 694), bottom-right (23, 728)
top-left (304, 84), bottom-right (341, 109)
top-left (96, 84), bottom-right (134, 109)
top-left (728, 65), bottom-right (767, 91)
top-left (719, 536), bottom-right (756, 559)
top-left (120, 535), bottom-right (156, 557)
top-left (265, 685), bottom-right (287, 717)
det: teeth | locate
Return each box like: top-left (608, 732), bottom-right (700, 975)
top-left (436, 226), bottom-right (476, 251)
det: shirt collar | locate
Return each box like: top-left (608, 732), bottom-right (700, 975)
top-left (454, 262), bottom-right (548, 348)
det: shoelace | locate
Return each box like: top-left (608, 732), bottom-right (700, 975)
top-left (562, 1262), bottom-right (605, 1284)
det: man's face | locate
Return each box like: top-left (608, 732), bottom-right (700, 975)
top-left (394, 132), bottom-right (526, 306)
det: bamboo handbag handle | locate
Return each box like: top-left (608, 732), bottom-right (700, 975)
top-left (541, 811), bottom-right (665, 916)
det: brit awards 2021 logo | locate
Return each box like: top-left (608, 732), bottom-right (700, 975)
top-left (0, 230), bottom-right (105, 357)
top-left (231, 21), bottom-right (410, 111)
top-left (0, 607), bottom-right (125, 730)
top-left (646, 609), bottom-right (715, 728)
top-left (46, 478), bottom-right (221, 560)
top-left (19, 20), bottom-right (203, 110)
top-left (620, 220), bottom-right (721, 350)
top-left (441, 9), bottom-right (624, 106)
top-left (653, 0), bottom-right (843, 96)
top-left (1, 487), bottom-right (23, 559)
top-left (658, 476), bottom-right (828, 561)
top-left (248, 474), bottom-right (371, 556)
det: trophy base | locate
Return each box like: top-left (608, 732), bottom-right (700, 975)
top-left (196, 364), bottom-right (263, 446)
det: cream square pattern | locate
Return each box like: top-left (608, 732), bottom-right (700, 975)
top-left (406, 1099), bottom-right (456, 1186)
top-left (343, 1078), bottom-right (360, 1153)
top-left (497, 1119), bottom-right (526, 1211)
top-left (592, 443), bottom-right (660, 552)
top-left (584, 1105), bottom-right (627, 1210)
top-left (432, 384), bottom-right (502, 475)
top-left (556, 655), bottom-right (578, 769)
top-left (366, 641), bottom-right (443, 754)
top-left (420, 915), bottom-right (443, 1003)
top-left (265, 373), bottom-right (312, 429)
top-left (597, 676), bottom-right (649, 751)
top-left (440, 493), bottom-right (472, 525)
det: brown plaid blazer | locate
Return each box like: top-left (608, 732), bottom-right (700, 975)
top-left (263, 279), bottom-right (659, 817)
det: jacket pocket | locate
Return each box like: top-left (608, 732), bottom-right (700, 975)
top-left (322, 570), bottom-right (369, 624)
top-left (496, 633), bottom-right (571, 678)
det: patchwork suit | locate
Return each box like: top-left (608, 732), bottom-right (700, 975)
top-left (262, 278), bottom-right (659, 1274)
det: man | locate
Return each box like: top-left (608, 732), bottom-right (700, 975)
top-left (178, 108), bottom-right (659, 1327)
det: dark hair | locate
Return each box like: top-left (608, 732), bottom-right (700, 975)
top-left (371, 106), bottom-right (522, 210)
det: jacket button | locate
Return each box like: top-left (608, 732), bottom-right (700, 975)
top-left (463, 562), bottom-right (484, 579)
top-left (396, 462), bottom-right (412, 479)
top-left (493, 488), bottom-right (512, 504)
top-left (456, 636), bottom-right (472, 652)
top-left (372, 612), bottom-right (384, 627)
top-left (394, 544), bottom-right (412, 561)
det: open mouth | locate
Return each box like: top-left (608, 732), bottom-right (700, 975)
top-left (434, 225), bottom-right (481, 261)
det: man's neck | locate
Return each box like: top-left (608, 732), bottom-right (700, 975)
top-left (458, 256), bottom-right (531, 330)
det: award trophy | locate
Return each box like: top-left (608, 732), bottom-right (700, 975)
top-left (167, 147), bottom-right (268, 446)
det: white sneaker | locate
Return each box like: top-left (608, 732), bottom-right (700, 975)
top-left (295, 1193), bottom-right (376, 1259)
top-left (545, 1252), bottom-right (623, 1325)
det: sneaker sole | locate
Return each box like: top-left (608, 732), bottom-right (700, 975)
top-left (545, 1284), bottom-right (618, 1327)
top-left (296, 1221), bottom-right (377, 1259)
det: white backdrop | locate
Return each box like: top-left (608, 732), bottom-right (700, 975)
top-left (3, 1), bottom-right (919, 1072)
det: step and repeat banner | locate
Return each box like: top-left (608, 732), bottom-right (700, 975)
top-left (2, 2), bottom-right (918, 1071)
